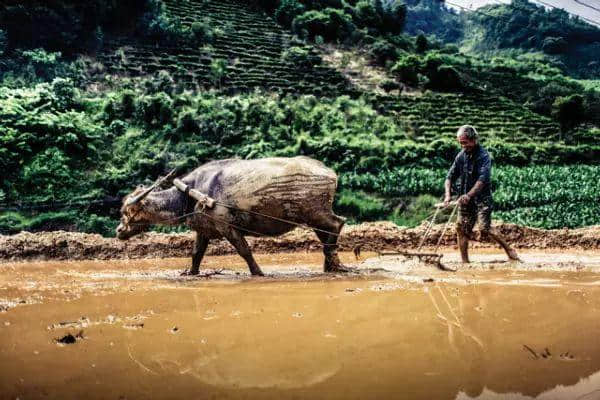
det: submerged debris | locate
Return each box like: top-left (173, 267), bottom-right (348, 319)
top-left (55, 330), bottom-right (84, 345)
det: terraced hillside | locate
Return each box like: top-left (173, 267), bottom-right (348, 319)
top-left (95, 0), bottom-right (357, 96)
top-left (93, 0), bottom-right (573, 146)
top-left (368, 93), bottom-right (563, 144)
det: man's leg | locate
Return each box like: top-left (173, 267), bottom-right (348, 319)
top-left (488, 230), bottom-right (520, 261)
top-left (476, 201), bottom-right (520, 261)
top-left (456, 204), bottom-right (476, 263)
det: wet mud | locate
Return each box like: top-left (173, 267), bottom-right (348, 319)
top-left (2, 221), bottom-right (600, 262)
top-left (2, 251), bottom-right (600, 399)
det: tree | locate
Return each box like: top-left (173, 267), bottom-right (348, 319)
top-left (553, 94), bottom-right (585, 134)
top-left (415, 33), bottom-right (428, 53)
top-left (209, 58), bottom-right (228, 89)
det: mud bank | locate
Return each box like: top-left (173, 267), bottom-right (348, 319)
top-left (2, 252), bottom-right (600, 400)
top-left (2, 221), bottom-right (600, 262)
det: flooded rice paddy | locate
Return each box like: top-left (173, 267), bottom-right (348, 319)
top-left (2, 250), bottom-right (600, 400)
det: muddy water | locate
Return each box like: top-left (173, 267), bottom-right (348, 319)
top-left (2, 251), bottom-right (600, 400)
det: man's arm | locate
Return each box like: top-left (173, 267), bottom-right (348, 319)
top-left (444, 178), bottom-right (453, 205)
top-left (444, 154), bottom-right (461, 205)
top-left (460, 152), bottom-right (491, 204)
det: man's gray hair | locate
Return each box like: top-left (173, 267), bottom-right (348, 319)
top-left (456, 125), bottom-right (478, 139)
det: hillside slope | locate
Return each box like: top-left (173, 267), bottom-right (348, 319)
top-left (95, 0), bottom-right (356, 96)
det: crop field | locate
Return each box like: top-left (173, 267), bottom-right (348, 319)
top-left (368, 92), bottom-right (564, 144)
top-left (341, 165), bottom-right (600, 228)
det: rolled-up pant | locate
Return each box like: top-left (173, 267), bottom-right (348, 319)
top-left (457, 197), bottom-right (492, 240)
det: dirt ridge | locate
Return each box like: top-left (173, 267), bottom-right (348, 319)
top-left (1, 221), bottom-right (600, 262)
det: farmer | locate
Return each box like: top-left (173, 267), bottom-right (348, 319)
top-left (443, 125), bottom-right (520, 263)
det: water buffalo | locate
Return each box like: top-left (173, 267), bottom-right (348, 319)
top-left (116, 156), bottom-right (348, 276)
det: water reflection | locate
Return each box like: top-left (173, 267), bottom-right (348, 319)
top-left (2, 255), bottom-right (600, 399)
top-left (456, 369), bottom-right (600, 399)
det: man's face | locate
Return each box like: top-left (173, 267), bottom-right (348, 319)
top-left (457, 135), bottom-right (477, 152)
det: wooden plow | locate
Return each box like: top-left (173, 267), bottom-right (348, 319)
top-left (377, 201), bottom-right (459, 272)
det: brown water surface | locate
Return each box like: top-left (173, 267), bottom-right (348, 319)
top-left (1, 251), bottom-right (600, 400)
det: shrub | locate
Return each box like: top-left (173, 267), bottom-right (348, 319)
top-left (136, 92), bottom-right (173, 126)
top-left (281, 46), bottom-right (322, 68)
top-left (390, 194), bottom-right (438, 227)
top-left (353, 1), bottom-right (381, 29)
top-left (415, 33), bottom-right (428, 53)
top-left (209, 58), bottom-right (228, 88)
top-left (391, 54), bottom-right (421, 85)
top-left (120, 90), bottom-right (137, 118)
top-left (21, 49), bottom-right (61, 80)
top-left (191, 20), bottom-right (215, 44)
top-left (553, 94), bottom-right (585, 133)
top-left (138, 0), bottom-right (193, 45)
top-left (334, 190), bottom-right (388, 221)
top-left (51, 78), bottom-right (80, 109)
top-left (292, 8), bottom-right (355, 41)
top-left (369, 39), bottom-right (398, 65)
top-left (21, 147), bottom-right (82, 201)
top-left (375, 0), bottom-right (406, 34)
top-left (275, 0), bottom-right (306, 27)
top-left (541, 36), bottom-right (568, 54)
top-left (176, 110), bottom-right (201, 135)
top-left (426, 65), bottom-right (463, 91)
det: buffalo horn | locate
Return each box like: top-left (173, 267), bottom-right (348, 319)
top-left (125, 169), bottom-right (177, 206)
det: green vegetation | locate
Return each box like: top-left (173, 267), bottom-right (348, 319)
top-left (1, 0), bottom-right (599, 235)
top-left (254, 0), bottom-right (406, 42)
top-left (341, 165), bottom-right (600, 228)
top-left (2, 78), bottom-right (599, 234)
top-left (473, 0), bottom-right (600, 79)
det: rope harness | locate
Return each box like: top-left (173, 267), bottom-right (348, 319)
top-left (127, 181), bottom-right (342, 247)
top-left (126, 178), bottom-right (461, 261)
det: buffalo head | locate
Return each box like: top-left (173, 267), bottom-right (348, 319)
top-left (116, 170), bottom-right (177, 240)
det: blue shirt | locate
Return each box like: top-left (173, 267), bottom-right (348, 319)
top-left (446, 144), bottom-right (492, 202)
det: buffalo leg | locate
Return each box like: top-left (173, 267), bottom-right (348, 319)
top-left (191, 233), bottom-right (209, 274)
top-left (313, 213), bottom-right (348, 273)
top-left (224, 229), bottom-right (264, 276)
top-left (182, 233), bottom-right (209, 275)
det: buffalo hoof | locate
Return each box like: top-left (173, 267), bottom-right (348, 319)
top-left (325, 264), bottom-right (358, 274)
top-left (251, 270), bottom-right (265, 277)
top-left (180, 269), bottom-right (199, 276)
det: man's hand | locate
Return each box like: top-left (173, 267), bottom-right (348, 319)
top-left (443, 195), bottom-right (451, 208)
top-left (458, 194), bottom-right (471, 205)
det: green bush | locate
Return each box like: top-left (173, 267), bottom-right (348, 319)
top-left (51, 78), bottom-right (80, 109)
top-left (415, 34), bottom-right (428, 53)
top-left (281, 46), bottom-right (322, 68)
top-left (334, 190), bottom-right (388, 221)
top-left (191, 20), bottom-right (215, 44)
top-left (391, 54), bottom-right (421, 85)
top-left (542, 36), bottom-right (568, 54)
top-left (275, 0), bottom-right (306, 27)
top-left (426, 64), bottom-right (463, 91)
top-left (21, 49), bottom-right (61, 81)
top-left (553, 94), bottom-right (585, 132)
top-left (369, 39), bottom-right (398, 65)
top-left (292, 8), bottom-right (355, 41)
